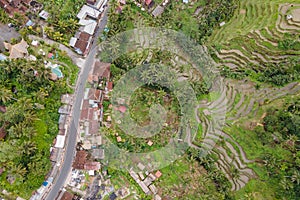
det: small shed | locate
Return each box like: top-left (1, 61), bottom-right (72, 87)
top-left (152, 5), bottom-right (164, 17)
top-left (26, 20), bottom-right (35, 27)
top-left (39, 10), bottom-right (49, 20)
top-left (219, 21), bottom-right (226, 27)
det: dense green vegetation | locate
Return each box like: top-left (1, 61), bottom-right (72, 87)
top-left (106, 0), bottom-right (237, 44)
top-left (156, 152), bottom-right (232, 199)
top-left (102, 86), bottom-right (180, 153)
top-left (0, 44), bottom-right (77, 198)
top-left (0, 9), bottom-right (14, 25)
top-left (39, 0), bottom-right (84, 44)
top-left (223, 96), bottom-right (300, 199)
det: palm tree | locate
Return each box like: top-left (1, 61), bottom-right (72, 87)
top-left (8, 122), bottom-right (26, 138)
top-left (291, 170), bottom-right (300, 185)
top-left (16, 97), bottom-right (33, 114)
top-left (280, 177), bottom-right (294, 190)
top-left (37, 67), bottom-right (51, 81)
top-left (0, 9), bottom-right (9, 24)
top-left (21, 141), bottom-right (37, 155)
top-left (68, 18), bottom-right (79, 31)
top-left (32, 88), bottom-right (49, 102)
top-left (53, 31), bottom-right (63, 41)
top-left (8, 164), bottom-right (27, 179)
top-left (0, 86), bottom-right (13, 103)
top-left (21, 124), bottom-right (37, 138)
top-left (44, 26), bottom-right (54, 38)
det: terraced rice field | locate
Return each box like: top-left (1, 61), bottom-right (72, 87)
top-left (192, 78), bottom-right (300, 191)
top-left (210, 2), bottom-right (300, 73)
top-left (209, 0), bottom-right (300, 44)
top-left (194, 1), bottom-right (300, 192)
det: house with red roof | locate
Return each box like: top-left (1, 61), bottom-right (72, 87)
top-left (107, 81), bottom-right (113, 92)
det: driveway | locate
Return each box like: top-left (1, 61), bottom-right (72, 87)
top-left (0, 23), bottom-right (20, 52)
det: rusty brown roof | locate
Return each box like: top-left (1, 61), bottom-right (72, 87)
top-left (59, 191), bottom-right (74, 200)
top-left (88, 107), bottom-right (95, 121)
top-left (107, 82), bottom-right (113, 91)
top-left (89, 120), bottom-right (99, 135)
top-left (79, 32), bottom-right (91, 41)
top-left (84, 161), bottom-right (100, 170)
top-left (74, 40), bottom-right (88, 54)
top-left (92, 61), bottom-right (111, 79)
top-left (21, 0), bottom-right (32, 5)
top-left (0, 0), bottom-right (6, 7)
top-left (80, 100), bottom-right (90, 121)
top-left (88, 88), bottom-right (101, 101)
top-left (72, 150), bottom-right (88, 170)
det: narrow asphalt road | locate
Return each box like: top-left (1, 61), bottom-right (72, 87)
top-left (44, 9), bottom-right (108, 200)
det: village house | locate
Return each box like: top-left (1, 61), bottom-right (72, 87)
top-left (56, 190), bottom-right (76, 200)
top-left (79, 61), bottom-right (113, 137)
top-left (117, 187), bottom-right (130, 199)
top-left (92, 148), bottom-right (104, 159)
top-left (54, 135), bottom-right (66, 149)
top-left (0, 0), bottom-right (42, 18)
top-left (88, 61), bottom-right (111, 84)
top-left (49, 147), bottom-right (60, 162)
top-left (70, 32), bottom-right (93, 56)
top-left (58, 105), bottom-right (71, 115)
top-left (69, 1), bottom-right (107, 56)
top-left (77, 4), bottom-right (101, 20)
top-left (58, 114), bottom-right (67, 130)
top-left (152, 5), bottom-right (164, 17)
top-left (87, 88), bottom-right (102, 102)
top-left (72, 150), bottom-right (101, 171)
top-left (72, 150), bottom-right (88, 170)
top-left (61, 94), bottom-right (74, 105)
top-left (59, 191), bottom-right (74, 200)
top-left (82, 134), bottom-right (102, 149)
top-left (143, 0), bottom-right (155, 9)
top-left (128, 166), bottom-right (162, 197)
top-left (79, 88), bottom-right (102, 136)
top-left (86, 0), bottom-right (107, 12)
top-left (0, 0), bottom-right (28, 16)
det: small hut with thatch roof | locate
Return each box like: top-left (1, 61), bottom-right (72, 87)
top-left (4, 39), bottom-right (29, 59)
